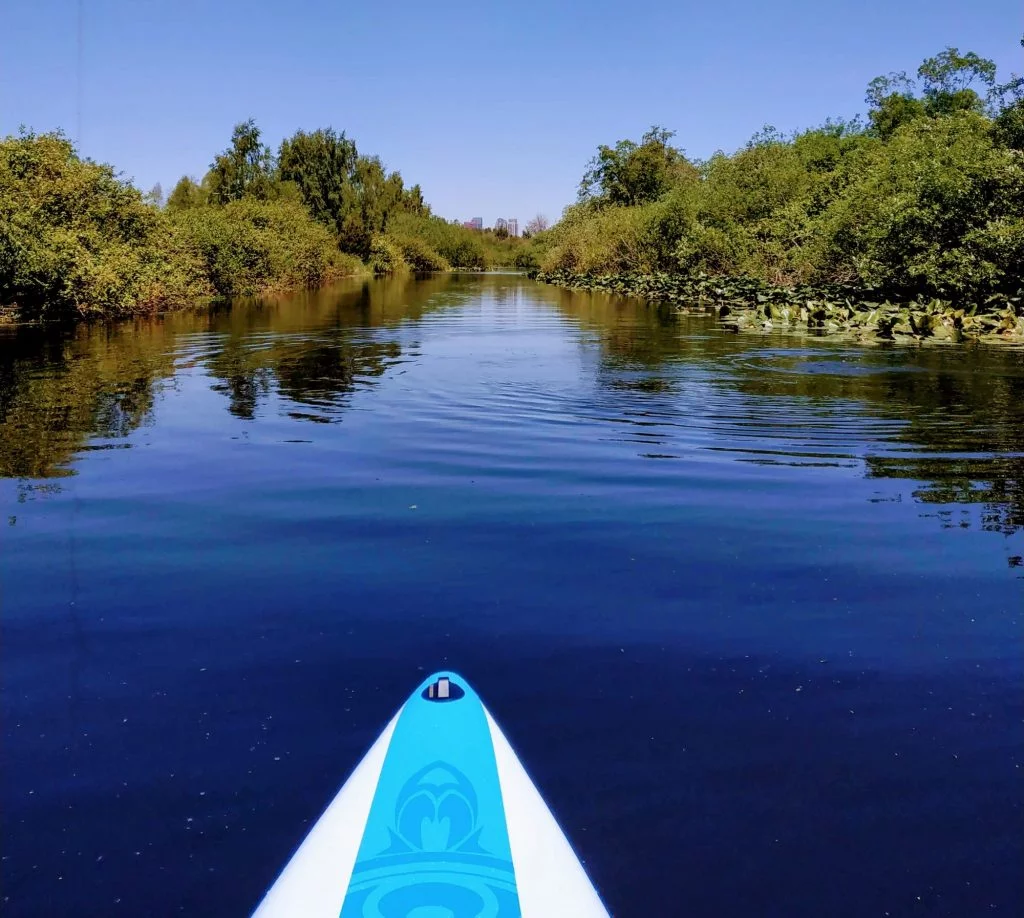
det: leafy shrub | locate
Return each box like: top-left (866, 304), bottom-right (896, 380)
top-left (540, 204), bottom-right (661, 274)
top-left (388, 214), bottom-right (486, 269)
top-left (169, 199), bottom-right (358, 296)
top-left (819, 112), bottom-right (1024, 299)
top-left (512, 248), bottom-right (539, 270)
top-left (368, 234), bottom-right (406, 274)
top-left (0, 131), bottom-right (208, 319)
top-left (542, 45), bottom-right (1024, 304)
top-left (392, 234), bottom-right (450, 272)
top-left (0, 132), bottom-right (363, 318)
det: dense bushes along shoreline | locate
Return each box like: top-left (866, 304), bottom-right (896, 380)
top-left (532, 45), bottom-right (1024, 343)
top-left (0, 124), bottom-right (532, 321)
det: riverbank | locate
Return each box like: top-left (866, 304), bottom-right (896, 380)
top-left (531, 47), bottom-right (1024, 343)
top-left (535, 270), bottom-right (1024, 346)
top-left (0, 128), bottom-right (526, 323)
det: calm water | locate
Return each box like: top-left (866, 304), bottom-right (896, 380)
top-left (1, 274), bottom-right (1021, 917)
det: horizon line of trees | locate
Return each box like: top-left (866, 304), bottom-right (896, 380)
top-left (4, 40), bottom-right (1022, 320)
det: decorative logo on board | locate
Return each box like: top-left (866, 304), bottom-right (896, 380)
top-left (342, 761), bottom-right (520, 918)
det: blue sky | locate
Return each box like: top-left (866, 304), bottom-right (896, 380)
top-left (2, 0), bottom-right (1020, 225)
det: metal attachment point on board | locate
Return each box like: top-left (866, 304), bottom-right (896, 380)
top-left (423, 676), bottom-right (465, 702)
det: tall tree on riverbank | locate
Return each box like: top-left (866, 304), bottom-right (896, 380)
top-left (278, 127), bottom-right (429, 259)
top-left (277, 128), bottom-right (358, 231)
top-left (165, 175), bottom-right (205, 211)
top-left (206, 119), bottom-right (276, 204)
top-left (866, 47), bottom-right (998, 138)
top-left (578, 127), bottom-right (697, 207)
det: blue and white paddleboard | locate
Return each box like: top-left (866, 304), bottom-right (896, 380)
top-left (253, 672), bottom-right (608, 917)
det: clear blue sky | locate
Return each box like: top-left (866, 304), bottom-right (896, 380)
top-left (2, 0), bottom-right (1020, 225)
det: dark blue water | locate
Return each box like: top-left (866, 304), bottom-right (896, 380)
top-left (2, 274), bottom-right (1022, 916)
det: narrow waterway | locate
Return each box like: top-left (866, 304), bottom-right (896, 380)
top-left (2, 273), bottom-right (1021, 916)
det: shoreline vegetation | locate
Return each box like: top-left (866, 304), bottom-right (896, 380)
top-left (532, 44), bottom-right (1024, 346)
top-left (533, 270), bottom-right (1024, 346)
top-left (1, 43), bottom-right (1022, 344)
top-left (0, 123), bottom-right (534, 322)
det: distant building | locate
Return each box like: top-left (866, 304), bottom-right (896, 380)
top-left (495, 218), bottom-right (508, 233)
top-left (470, 217), bottom-right (483, 230)
top-left (507, 218), bottom-right (518, 238)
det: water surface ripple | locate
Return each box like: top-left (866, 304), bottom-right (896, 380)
top-left (1, 274), bottom-right (1021, 916)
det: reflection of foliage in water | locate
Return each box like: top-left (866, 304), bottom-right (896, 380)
top-left (198, 273), bottom-right (456, 420)
top-left (2, 275), bottom-right (1023, 538)
top-left (545, 284), bottom-right (1024, 535)
top-left (0, 322), bottom-right (175, 478)
top-left (0, 274), bottom-right (460, 479)
top-left (867, 456), bottom-right (1023, 535)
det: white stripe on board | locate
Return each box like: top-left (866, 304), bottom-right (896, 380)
top-left (252, 711), bottom-right (401, 917)
top-left (485, 708), bottom-right (610, 917)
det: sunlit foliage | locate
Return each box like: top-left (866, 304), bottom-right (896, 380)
top-left (542, 45), bottom-right (1024, 307)
top-left (0, 131), bottom-right (209, 319)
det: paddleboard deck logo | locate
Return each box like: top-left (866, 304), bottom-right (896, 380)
top-left (341, 761), bottom-right (519, 917)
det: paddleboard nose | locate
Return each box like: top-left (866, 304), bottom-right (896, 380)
top-left (254, 669), bottom-right (609, 916)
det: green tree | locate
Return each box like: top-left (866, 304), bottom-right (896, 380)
top-left (867, 48), bottom-right (998, 138)
top-left (402, 183), bottom-right (427, 215)
top-left (166, 176), bottom-right (206, 211)
top-left (278, 128), bottom-right (358, 232)
top-left (206, 119), bottom-right (276, 204)
top-left (990, 36), bottom-right (1024, 150)
top-left (579, 126), bottom-right (696, 207)
top-left (336, 156), bottom-right (409, 258)
top-left (277, 128), bottom-right (420, 259)
top-left (917, 47), bottom-right (996, 102)
top-left (819, 111), bottom-right (1024, 299)
top-left (865, 72), bottom-right (928, 138)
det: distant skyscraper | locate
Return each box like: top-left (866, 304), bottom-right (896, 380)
top-left (495, 218), bottom-right (508, 233)
top-left (470, 217), bottom-right (483, 230)
top-left (507, 218), bottom-right (518, 237)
